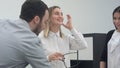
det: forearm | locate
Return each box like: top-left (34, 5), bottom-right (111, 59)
top-left (70, 28), bottom-right (88, 49)
top-left (100, 61), bottom-right (106, 68)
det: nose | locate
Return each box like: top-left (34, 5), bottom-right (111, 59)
top-left (59, 15), bottom-right (64, 21)
top-left (59, 14), bottom-right (63, 17)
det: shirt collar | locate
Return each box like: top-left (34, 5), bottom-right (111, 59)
top-left (109, 30), bottom-right (120, 52)
top-left (49, 31), bottom-right (60, 37)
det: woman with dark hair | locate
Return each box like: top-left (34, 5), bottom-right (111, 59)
top-left (100, 6), bottom-right (120, 68)
top-left (38, 6), bottom-right (88, 68)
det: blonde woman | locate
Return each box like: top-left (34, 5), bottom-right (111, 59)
top-left (38, 6), bottom-right (87, 68)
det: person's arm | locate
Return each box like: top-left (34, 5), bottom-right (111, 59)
top-left (100, 61), bottom-right (106, 68)
top-left (68, 28), bottom-right (88, 50)
top-left (99, 30), bottom-right (115, 68)
top-left (99, 39), bottom-right (107, 68)
top-left (62, 14), bottom-right (87, 50)
top-left (20, 36), bottom-right (51, 68)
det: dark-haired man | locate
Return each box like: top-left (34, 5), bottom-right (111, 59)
top-left (0, 0), bottom-right (51, 68)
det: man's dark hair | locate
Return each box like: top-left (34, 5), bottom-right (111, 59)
top-left (20, 0), bottom-right (48, 22)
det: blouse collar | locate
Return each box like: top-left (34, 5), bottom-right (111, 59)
top-left (49, 31), bottom-right (60, 37)
top-left (109, 30), bottom-right (120, 52)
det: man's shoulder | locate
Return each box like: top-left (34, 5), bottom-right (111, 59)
top-left (16, 30), bottom-right (38, 42)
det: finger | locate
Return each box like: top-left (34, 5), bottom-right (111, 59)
top-left (66, 14), bottom-right (71, 20)
top-left (55, 52), bottom-right (64, 57)
top-left (62, 23), bottom-right (66, 26)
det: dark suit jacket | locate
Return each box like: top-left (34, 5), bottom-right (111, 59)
top-left (100, 30), bottom-right (115, 68)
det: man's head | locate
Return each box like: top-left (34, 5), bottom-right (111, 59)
top-left (20, 0), bottom-right (49, 35)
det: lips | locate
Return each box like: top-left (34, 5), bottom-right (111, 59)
top-left (57, 19), bottom-right (63, 22)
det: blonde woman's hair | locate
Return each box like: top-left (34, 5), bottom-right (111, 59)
top-left (44, 21), bottom-right (49, 38)
top-left (44, 6), bottom-right (64, 38)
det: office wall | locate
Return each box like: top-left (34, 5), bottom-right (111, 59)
top-left (0, 0), bottom-right (119, 33)
top-left (44, 0), bottom-right (120, 34)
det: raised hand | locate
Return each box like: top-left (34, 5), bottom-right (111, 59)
top-left (62, 14), bottom-right (73, 30)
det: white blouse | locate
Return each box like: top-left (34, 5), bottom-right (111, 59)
top-left (38, 28), bottom-right (87, 68)
top-left (108, 30), bottom-right (120, 68)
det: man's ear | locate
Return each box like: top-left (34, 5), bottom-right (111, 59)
top-left (33, 16), bottom-right (40, 24)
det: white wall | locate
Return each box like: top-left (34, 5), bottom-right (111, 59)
top-left (0, 0), bottom-right (119, 33)
top-left (0, 0), bottom-right (24, 19)
top-left (43, 0), bottom-right (120, 34)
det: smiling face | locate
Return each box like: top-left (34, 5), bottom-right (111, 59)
top-left (49, 8), bottom-right (64, 26)
top-left (113, 12), bottom-right (120, 31)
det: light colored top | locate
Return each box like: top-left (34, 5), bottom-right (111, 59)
top-left (0, 19), bottom-right (51, 68)
top-left (38, 28), bottom-right (87, 68)
top-left (108, 30), bottom-right (120, 68)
